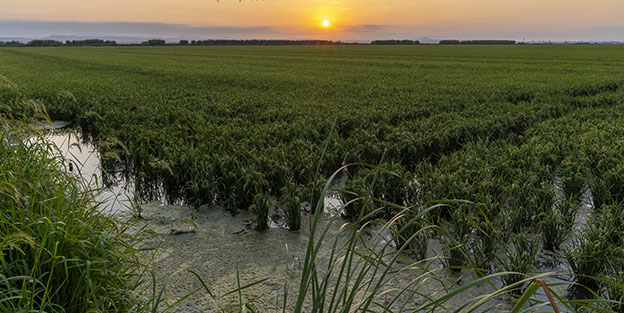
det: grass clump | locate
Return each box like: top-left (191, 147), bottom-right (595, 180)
top-left (0, 129), bottom-right (140, 312)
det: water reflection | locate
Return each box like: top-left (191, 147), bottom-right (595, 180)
top-left (46, 129), bottom-right (134, 215)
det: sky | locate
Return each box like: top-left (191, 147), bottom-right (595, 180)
top-left (1, 0), bottom-right (624, 42)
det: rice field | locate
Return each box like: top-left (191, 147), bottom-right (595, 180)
top-left (1, 45), bottom-right (624, 312)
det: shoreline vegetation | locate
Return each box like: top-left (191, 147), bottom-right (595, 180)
top-left (1, 45), bottom-right (623, 311)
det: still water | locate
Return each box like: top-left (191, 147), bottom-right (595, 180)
top-left (45, 128), bottom-right (133, 214)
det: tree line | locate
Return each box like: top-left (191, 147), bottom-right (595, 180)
top-left (370, 39), bottom-right (420, 45)
top-left (0, 39), bottom-right (118, 47)
top-left (1, 38), bottom-right (520, 47)
top-left (65, 39), bottom-right (118, 46)
top-left (439, 40), bottom-right (516, 45)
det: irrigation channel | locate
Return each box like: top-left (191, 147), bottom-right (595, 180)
top-left (47, 125), bottom-right (591, 312)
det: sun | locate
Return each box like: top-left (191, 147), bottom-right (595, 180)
top-left (322, 19), bottom-right (330, 28)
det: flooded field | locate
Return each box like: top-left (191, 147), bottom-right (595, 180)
top-left (3, 46), bottom-right (623, 312)
top-left (46, 127), bottom-right (590, 312)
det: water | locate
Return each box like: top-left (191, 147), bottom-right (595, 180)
top-left (43, 126), bottom-right (586, 312)
top-left (44, 127), bottom-right (350, 225)
top-left (44, 128), bottom-right (134, 215)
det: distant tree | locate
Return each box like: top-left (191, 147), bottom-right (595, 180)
top-left (460, 40), bottom-right (516, 45)
top-left (143, 39), bottom-right (166, 46)
top-left (26, 40), bottom-right (62, 47)
top-left (402, 39), bottom-right (420, 45)
top-left (179, 40), bottom-right (189, 45)
top-left (371, 39), bottom-right (420, 45)
top-left (439, 40), bottom-right (460, 45)
top-left (191, 40), bottom-right (197, 45)
top-left (0, 41), bottom-right (25, 47)
top-left (65, 39), bottom-right (117, 46)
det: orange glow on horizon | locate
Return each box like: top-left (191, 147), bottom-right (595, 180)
top-left (2, 0), bottom-right (624, 41)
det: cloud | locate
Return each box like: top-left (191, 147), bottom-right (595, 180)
top-left (0, 20), bottom-right (276, 40)
top-left (342, 24), bottom-right (390, 33)
top-left (339, 25), bottom-right (423, 40)
top-left (1, 19), bottom-right (622, 42)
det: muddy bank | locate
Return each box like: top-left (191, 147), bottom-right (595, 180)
top-left (127, 203), bottom-right (463, 312)
top-left (125, 202), bottom-right (576, 313)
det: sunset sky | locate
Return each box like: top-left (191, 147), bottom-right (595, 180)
top-left (2, 0), bottom-right (624, 41)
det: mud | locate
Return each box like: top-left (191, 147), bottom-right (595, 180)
top-left (127, 203), bottom-right (511, 312)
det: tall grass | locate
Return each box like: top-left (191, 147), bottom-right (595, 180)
top-left (0, 125), bottom-right (143, 312)
top-left (292, 164), bottom-right (438, 312)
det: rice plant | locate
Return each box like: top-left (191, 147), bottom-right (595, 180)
top-left (339, 174), bottom-right (374, 220)
top-left (560, 155), bottom-right (589, 201)
top-left (467, 200), bottom-right (504, 274)
top-left (392, 206), bottom-right (429, 260)
top-left (443, 209), bottom-right (471, 273)
top-left (538, 197), bottom-right (577, 251)
top-left (250, 193), bottom-right (271, 231)
top-left (305, 177), bottom-right (326, 213)
top-left (498, 233), bottom-right (539, 294)
top-left (280, 181), bottom-right (301, 231)
top-left (566, 204), bottom-right (624, 292)
top-left (590, 174), bottom-right (610, 209)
